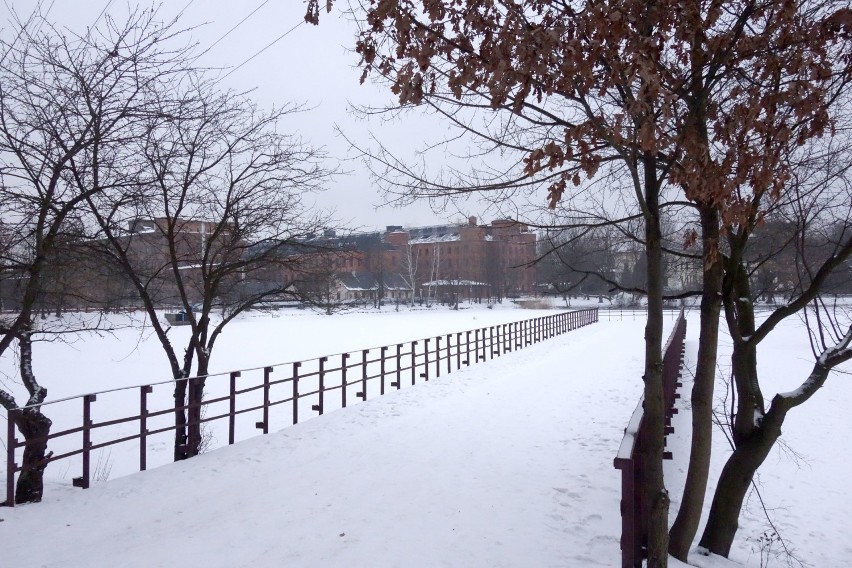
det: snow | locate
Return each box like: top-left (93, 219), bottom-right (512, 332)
top-left (422, 279), bottom-right (489, 286)
top-left (407, 233), bottom-right (460, 244)
top-left (1, 305), bottom-right (850, 567)
top-left (615, 396), bottom-right (645, 461)
top-left (666, 311), bottom-right (852, 567)
top-left (1, 307), bottom-right (648, 567)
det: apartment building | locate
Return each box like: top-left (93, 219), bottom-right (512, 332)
top-left (330, 217), bottom-right (537, 303)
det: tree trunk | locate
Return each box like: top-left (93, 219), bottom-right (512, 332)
top-left (187, 377), bottom-right (206, 456)
top-left (669, 206), bottom-right (723, 559)
top-left (172, 337), bottom-right (198, 461)
top-left (643, 155), bottom-right (669, 567)
top-left (173, 379), bottom-right (188, 461)
top-left (187, 352), bottom-right (209, 457)
top-left (698, 418), bottom-right (781, 556)
top-left (13, 408), bottom-right (53, 504)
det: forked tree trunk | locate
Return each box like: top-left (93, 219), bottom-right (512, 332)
top-left (174, 339), bottom-right (198, 461)
top-left (187, 352), bottom-right (209, 457)
top-left (669, 207), bottom-right (723, 559)
top-left (698, 412), bottom-right (782, 555)
top-left (186, 376), bottom-right (206, 456)
top-left (13, 408), bottom-right (53, 504)
top-left (173, 379), bottom-right (189, 461)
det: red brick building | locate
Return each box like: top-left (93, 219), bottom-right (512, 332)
top-left (342, 217), bottom-right (536, 302)
top-left (0, 217), bottom-right (537, 311)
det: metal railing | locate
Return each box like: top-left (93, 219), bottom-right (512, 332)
top-left (612, 309), bottom-right (687, 568)
top-left (598, 307), bottom-right (686, 321)
top-left (5, 308), bottom-right (599, 506)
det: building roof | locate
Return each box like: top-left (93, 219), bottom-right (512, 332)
top-left (408, 233), bottom-right (460, 245)
top-left (336, 272), bottom-right (413, 291)
top-left (422, 279), bottom-right (489, 287)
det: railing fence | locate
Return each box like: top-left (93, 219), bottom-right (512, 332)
top-left (5, 308), bottom-right (599, 506)
top-left (613, 309), bottom-right (687, 568)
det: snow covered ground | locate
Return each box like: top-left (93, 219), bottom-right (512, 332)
top-left (0, 304), bottom-right (849, 567)
top-left (667, 310), bottom-right (852, 568)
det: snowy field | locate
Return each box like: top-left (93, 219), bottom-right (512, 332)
top-left (668, 311), bottom-right (852, 568)
top-left (0, 304), bottom-right (850, 567)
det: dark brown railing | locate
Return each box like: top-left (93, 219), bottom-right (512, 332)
top-left (5, 308), bottom-right (599, 506)
top-left (613, 309), bottom-right (687, 568)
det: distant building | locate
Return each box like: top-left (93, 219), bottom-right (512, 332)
top-left (308, 217), bottom-right (536, 304)
top-left (0, 217), bottom-right (537, 312)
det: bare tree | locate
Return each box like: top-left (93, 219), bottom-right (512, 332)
top-left (86, 80), bottom-right (336, 458)
top-left (0, 7), bottom-right (194, 502)
top-left (698, 129), bottom-right (852, 555)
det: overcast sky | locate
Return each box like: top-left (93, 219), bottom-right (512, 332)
top-left (3, 1), bottom-right (509, 232)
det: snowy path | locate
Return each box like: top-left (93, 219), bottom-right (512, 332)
top-left (1, 319), bottom-right (651, 567)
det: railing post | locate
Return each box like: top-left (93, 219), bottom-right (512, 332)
top-left (393, 344), bottom-right (402, 389)
top-left (229, 371), bottom-right (240, 445)
top-left (256, 367), bottom-right (272, 434)
top-left (411, 341), bottom-right (418, 385)
top-left (435, 336), bottom-right (441, 378)
top-left (380, 347), bottom-right (387, 394)
top-left (616, 458), bottom-right (638, 568)
top-left (312, 357), bottom-right (326, 415)
top-left (140, 385), bottom-right (152, 471)
top-left (6, 408), bottom-right (16, 506)
top-left (292, 362), bottom-right (301, 425)
top-left (446, 334), bottom-right (452, 374)
top-left (464, 331), bottom-right (471, 365)
top-left (357, 350), bottom-right (368, 400)
top-left (73, 394), bottom-right (96, 489)
top-left (456, 332), bottom-right (462, 368)
top-left (341, 353), bottom-right (350, 408)
top-left (474, 329), bottom-right (480, 362)
top-left (422, 338), bottom-right (430, 381)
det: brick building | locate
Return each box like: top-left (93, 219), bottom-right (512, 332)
top-left (0, 217), bottom-right (536, 312)
top-left (319, 217), bottom-right (537, 303)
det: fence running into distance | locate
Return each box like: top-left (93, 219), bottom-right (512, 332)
top-left (5, 308), bottom-right (599, 506)
top-left (613, 310), bottom-right (687, 568)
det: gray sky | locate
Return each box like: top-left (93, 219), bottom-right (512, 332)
top-left (3, 1), bottom-right (502, 231)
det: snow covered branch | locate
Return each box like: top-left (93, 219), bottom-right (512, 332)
top-left (777, 324), bottom-right (852, 409)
